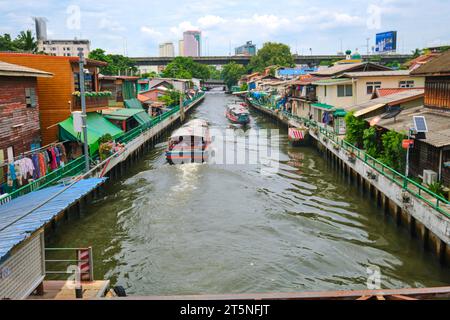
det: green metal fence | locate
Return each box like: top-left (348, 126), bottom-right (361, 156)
top-left (250, 97), bottom-right (450, 218)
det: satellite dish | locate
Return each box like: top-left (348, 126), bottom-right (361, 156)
top-left (381, 106), bottom-right (402, 119)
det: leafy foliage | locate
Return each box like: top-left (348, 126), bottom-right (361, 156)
top-left (240, 82), bottom-right (248, 91)
top-left (362, 127), bottom-right (380, 158)
top-left (162, 57), bottom-right (210, 80)
top-left (88, 48), bottom-right (137, 75)
top-left (221, 62), bottom-right (246, 89)
top-left (247, 42), bottom-right (294, 73)
top-left (344, 113), bottom-right (368, 148)
top-left (0, 30), bottom-right (38, 53)
top-left (427, 182), bottom-right (445, 197)
top-left (379, 130), bottom-right (407, 173)
top-left (158, 89), bottom-right (183, 107)
top-left (141, 71), bottom-right (158, 78)
top-left (208, 66), bottom-right (222, 80)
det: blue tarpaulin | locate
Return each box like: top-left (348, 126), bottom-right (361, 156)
top-left (0, 178), bottom-right (106, 262)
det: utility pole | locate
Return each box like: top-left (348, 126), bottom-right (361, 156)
top-left (78, 49), bottom-right (90, 172)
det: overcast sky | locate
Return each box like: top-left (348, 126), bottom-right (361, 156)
top-left (1, 0), bottom-right (449, 57)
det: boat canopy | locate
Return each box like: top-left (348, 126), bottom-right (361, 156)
top-left (170, 126), bottom-right (208, 140)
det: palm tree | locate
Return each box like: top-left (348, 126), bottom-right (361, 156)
top-left (411, 48), bottom-right (422, 59)
top-left (15, 30), bottom-right (37, 53)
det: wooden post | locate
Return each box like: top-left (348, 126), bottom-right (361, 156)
top-left (180, 93), bottom-right (185, 122)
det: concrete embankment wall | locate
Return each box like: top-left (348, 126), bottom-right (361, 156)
top-left (246, 98), bottom-right (450, 265)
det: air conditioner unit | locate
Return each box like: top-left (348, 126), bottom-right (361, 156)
top-left (423, 170), bottom-right (438, 185)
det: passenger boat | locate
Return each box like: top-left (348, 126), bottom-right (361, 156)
top-left (165, 119), bottom-right (210, 165)
top-left (225, 104), bottom-right (250, 125)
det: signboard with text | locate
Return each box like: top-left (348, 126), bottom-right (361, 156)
top-left (375, 31), bottom-right (397, 53)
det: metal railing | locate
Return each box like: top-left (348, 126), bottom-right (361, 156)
top-left (45, 247), bottom-right (94, 281)
top-left (248, 96), bottom-right (450, 218)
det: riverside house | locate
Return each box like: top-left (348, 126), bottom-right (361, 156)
top-left (310, 68), bottom-right (424, 134)
top-left (0, 61), bottom-right (52, 190)
top-left (0, 53), bottom-right (108, 145)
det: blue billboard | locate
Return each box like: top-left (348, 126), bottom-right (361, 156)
top-left (375, 31), bottom-right (397, 53)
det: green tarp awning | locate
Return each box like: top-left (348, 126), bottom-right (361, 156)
top-left (312, 103), bottom-right (335, 110)
top-left (103, 108), bottom-right (151, 125)
top-left (124, 98), bottom-right (144, 110)
top-left (333, 109), bottom-right (347, 117)
top-left (58, 113), bottom-right (124, 155)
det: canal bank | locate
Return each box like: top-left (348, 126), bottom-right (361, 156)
top-left (245, 95), bottom-right (450, 266)
top-left (46, 92), bottom-right (450, 296)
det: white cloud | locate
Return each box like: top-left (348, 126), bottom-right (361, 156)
top-left (140, 26), bottom-right (163, 40)
top-left (99, 17), bottom-right (126, 32)
top-left (197, 15), bottom-right (226, 28)
top-left (170, 21), bottom-right (199, 37)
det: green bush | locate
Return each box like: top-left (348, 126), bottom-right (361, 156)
top-left (344, 112), bottom-right (368, 148)
top-left (379, 130), bottom-right (407, 173)
top-left (362, 126), bottom-right (380, 158)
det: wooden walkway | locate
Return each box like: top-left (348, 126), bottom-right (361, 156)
top-left (27, 281), bottom-right (110, 300)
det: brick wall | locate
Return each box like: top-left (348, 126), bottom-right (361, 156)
top-left (0, 76), bottom-right (41, 157)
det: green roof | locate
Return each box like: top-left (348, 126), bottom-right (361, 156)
top-left (103, 108), bottom-right (151, 125)
top-left (125, 98), bottom-right (144, 109)
top-left (58, 113), bottom-right (124, 156)
top-left (333, 109), bottom-right (347, 117)
top-left (312, 103), bottom-right (335, 110)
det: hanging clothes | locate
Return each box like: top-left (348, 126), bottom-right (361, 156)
top-left (49, 148), bottom-right (58, 170)
top-left (32, 154), bottom-right (40, 179)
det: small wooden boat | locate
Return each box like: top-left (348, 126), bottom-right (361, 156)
top-left (226, 104), bottom-right (250, 125)
top-left (165, 119), bottom-right (210, 165)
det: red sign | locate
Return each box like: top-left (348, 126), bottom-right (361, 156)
top-left (402, 139), bottom-right (414, 149)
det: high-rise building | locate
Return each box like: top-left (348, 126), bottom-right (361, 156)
top-left (178, 40), bottom-right (185, 56)
top-left (159, 42), bottom-right (175, 57)
top-left (235, 41), bottom-right (257, 56)
top-left (183, 31), bottom-right (201, 57)
top-left (34, 17), bottom-right (90, 56)
top-left (34, 17), bottom-right (48, 41)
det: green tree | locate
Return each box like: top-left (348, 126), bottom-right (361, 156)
top-left (221, 62), bottom-right (246, 89)
top-left (14, 30), bottom-right (37, 53)
top-left (379, 130), bottom-right (407, 173)
top-left (411, 48), bottom-right (422, 59)
top-left (0, 30), bottom-right (37, 52)
top-left (162, 56), bottom-right (210, 80)
top-left (208, 66), bottom-right (222, 80)
top-left (0, 33), bottom-right (15, 51)
top-left (88, 48), bottom-right (137, 75)
top-left (344, 112), bottom-right (368, 148)
top-left (247, 42), bottom-right (294, 73)
top-left (363, 127), bottom-right (381, 158)
top-left (158, 89), bottom-right (183, 107)
top-left (141, 71), bottom-right (158, 78)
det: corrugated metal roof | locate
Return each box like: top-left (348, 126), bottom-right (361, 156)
top-left (347, 89), bottom-right (424, 113)
top-left (0, 178), bottom-right (106, 261)
top-left (311, 62), bottom-right (391, 77)
top-left (410, 50), bottom-right (450, 76)
top-left (341, 70), bottom-right (412, 77)
top-left (367, 107), bottom-right (450, 148)
top-left (0, 60), bottom-right (53, 78)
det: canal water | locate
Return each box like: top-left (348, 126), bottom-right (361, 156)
top-left (48, 92), bottom-right (450, 295)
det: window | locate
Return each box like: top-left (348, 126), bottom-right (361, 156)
top-left (366, 82), bottom-right (382, 94)
top-left (337, 85), bottom-right (353, 97)
top-left (400, 80), bottom-right (415, 88)
top-left (25, 88), bottom-right (37, 108)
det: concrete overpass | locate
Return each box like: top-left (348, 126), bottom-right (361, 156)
top-left (131, 54), bottom-right (413, 67)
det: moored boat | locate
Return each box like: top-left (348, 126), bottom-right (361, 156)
top-left (165, 119), bottom-right (210, 165)
top-left (225, 104), bottom-right (250, 125)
